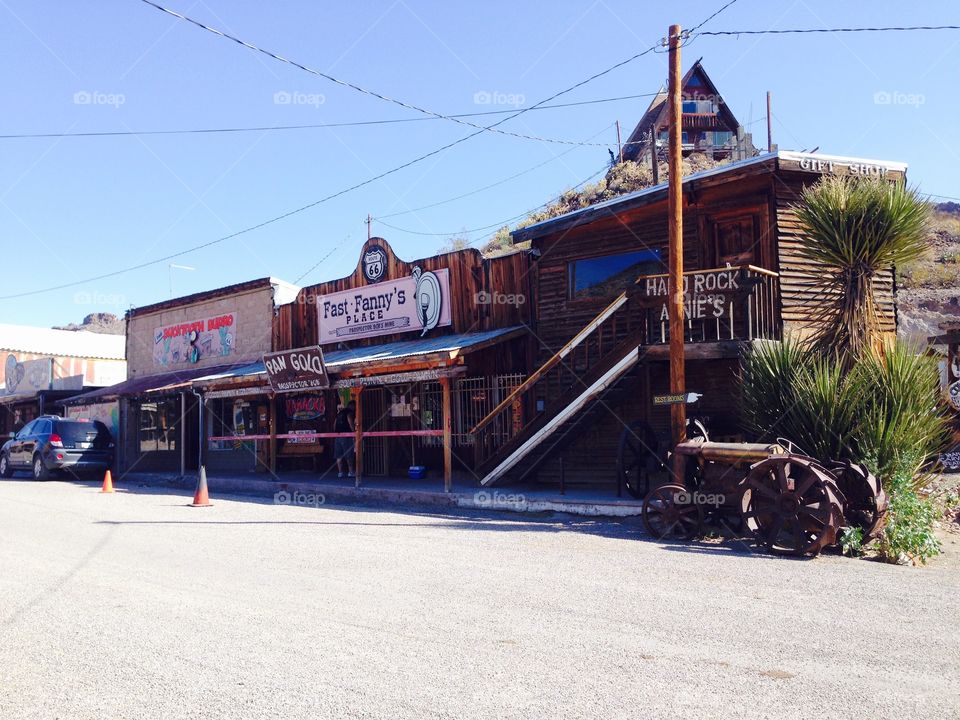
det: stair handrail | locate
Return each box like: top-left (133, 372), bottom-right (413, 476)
top-left (469, 289), bottom-right (632, 435)
top-left (470, 264), bottom-right (780, 435)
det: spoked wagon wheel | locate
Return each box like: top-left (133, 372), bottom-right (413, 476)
top-left (830, 460), bottom-right (888, 540)
top-left (642, 484), bottom-right (703, 541)
top-left (617, 421), bottom-right (662, 499)
top-left (739, 456), bottom-right (843, 557)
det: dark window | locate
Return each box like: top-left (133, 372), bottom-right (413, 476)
top-left (35, 419), bottom-right (51, 435)
top-left (54, 420), bottom-right (111, 448)
top-left (682, 101), bottom-right (698, 113)
top-left (18, 420), bottom-right (38, 437)
top-left (714, 216), bottom-right (758, 266)
top-left (139, 398), bottom-right (181, 452)
top-left (569, 250), bottom-right (663, 300)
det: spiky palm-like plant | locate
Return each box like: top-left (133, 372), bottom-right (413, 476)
top-left (795, 176), bottom-right (929, 357)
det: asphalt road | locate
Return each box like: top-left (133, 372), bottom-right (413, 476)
top-left (1, 478), bottom-right (959, 720)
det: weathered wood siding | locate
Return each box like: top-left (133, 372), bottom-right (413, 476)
top-left (773, 172), bottom-right (897, 335)
top-left (286, 238), bottom-right (533, 350)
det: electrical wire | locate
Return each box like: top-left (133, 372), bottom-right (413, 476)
top-left (375, 166), bottom-right (608, 239)
top-left (140, 0), bottom-right (650, 148)
top-left (1, 44), bottom-right (664, 299)
top-left (0, 0), bottom-right (744, 298)
top-left (687, 0), bottom-right (741, 35)
top-left (0, 92), bottom-right (661, 141)
top-left (698, 25), bottom-right (960, 36)
top-left (377, 123), bottom-right (616, 220)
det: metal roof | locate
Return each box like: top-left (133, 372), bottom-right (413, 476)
top-left (189, 326), bottom-right (529, 386)
top-left (62, 361), bottom-right (247, 403)
top-left (512, 150), bottom-right (909, 241)
top-left (0, 324), bottom-right (125, 360)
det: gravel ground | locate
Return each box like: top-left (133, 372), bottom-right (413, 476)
top-left (1, 478), bottom-right (959, 720)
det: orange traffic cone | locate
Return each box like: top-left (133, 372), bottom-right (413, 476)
top-left (190, 466), bottom-right (212, 507)
top-left (101, 469), bottom-right (115, 493)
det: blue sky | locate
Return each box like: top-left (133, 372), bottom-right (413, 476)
top-left (2, 0), bottom-right (958, 327)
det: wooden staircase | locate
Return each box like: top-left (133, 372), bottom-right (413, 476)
top-left (470, 265), bottom-right (781, 488)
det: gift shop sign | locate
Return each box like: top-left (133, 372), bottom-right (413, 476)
top-left (317, 267), bottom-right (451, 343)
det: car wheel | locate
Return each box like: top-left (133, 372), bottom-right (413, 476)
top-left (32, 454), bottom-right (49, 480)
top-left (0, 454), bottom-right (12, 478)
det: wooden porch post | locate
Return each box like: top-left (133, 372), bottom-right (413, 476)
top-left (441, 376), bottom-right (452, 493)
top-left (352, 387), bottom-right (363, 487)
top-left (268, 394), bottom-right (277, 475)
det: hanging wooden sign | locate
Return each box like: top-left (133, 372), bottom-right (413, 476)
top-left (263, 346), bottom-right (330, 393)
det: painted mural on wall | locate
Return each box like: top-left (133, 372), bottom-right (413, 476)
top-left (153, 312), bottom-right (237, 366)
top-left (3, 355), bottom-right (52, 397)
top-left (65, 401), bottom-right (120, 443)
top-left (317, 267), bottom-right (450, 344)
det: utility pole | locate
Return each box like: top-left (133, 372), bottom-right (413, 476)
top-left (366, 213), bottom-right (372, 240)
top-left (615, 120), bottom-right (623, 163)
top-left (766, 91), bottom-right (773, 153)
top-left (667, 23), bottom-right (686, 455)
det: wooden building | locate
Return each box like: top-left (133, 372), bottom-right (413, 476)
top-left (621, 59), bottom-right (755, 163)
top-left (191, 238), bottom-right (534, 487)
top-left (471, 150), bottom-right (907, 489)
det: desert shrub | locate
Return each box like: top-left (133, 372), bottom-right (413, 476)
top-left (741, 339), bottom-right (951, 562)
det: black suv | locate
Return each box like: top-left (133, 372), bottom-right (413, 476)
top-left (0, 416), bottom-right (114, 480)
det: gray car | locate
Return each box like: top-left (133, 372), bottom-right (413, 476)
top-left (0, 415), bottom-right (114, 480)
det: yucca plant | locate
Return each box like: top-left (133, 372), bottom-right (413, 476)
top-left (847, 341), bottom-right (950, 479)
top-left (740, 338), bottom-right (860, 460)
top-left (795, 177), bottom-right (929, 357)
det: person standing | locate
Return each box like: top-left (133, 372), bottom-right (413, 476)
top-left (334, 400), bottom-right (356, 479)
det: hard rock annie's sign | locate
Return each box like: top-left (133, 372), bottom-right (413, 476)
top-left (317, 267), bottom-right (451, 343)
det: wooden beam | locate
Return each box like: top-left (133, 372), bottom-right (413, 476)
top-left (470, 291), bottom-right (629, 433)
top-left (441, 377), bottom-right (453, 493)
top-left (352, 387), bottom-right (363, 487)
top-left (268, 394), bottom-right (277, 475)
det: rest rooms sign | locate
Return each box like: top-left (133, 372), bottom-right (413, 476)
top-left (317, 267), bottom-right (451, 344)
top-left (263, 346), bottom-right (330, 393)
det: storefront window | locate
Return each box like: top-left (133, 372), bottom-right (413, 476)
top-left (207, 398), bottom-right (261, 451)
top-left (568, 249), bottom-right (662, 300)
top-left (139, 398), bottom-right (181, 452)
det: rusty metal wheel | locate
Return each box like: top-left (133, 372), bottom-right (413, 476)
top-left (739, 456), bottom-right (843, 557)
top-left (830, 460), bottom-right (888, 540)
top-left (642, 483), bottom-right (703, 541)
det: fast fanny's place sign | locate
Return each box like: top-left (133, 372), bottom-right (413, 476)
top-left (317, 267), bottom-right (451, 343)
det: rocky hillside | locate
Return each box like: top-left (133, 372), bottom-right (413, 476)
top-left (53, 312), bottom-right (125, 335)
top-left (898, 203), bottom-right (960, 342)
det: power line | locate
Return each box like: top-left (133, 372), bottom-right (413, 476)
top-left (0, 92), bottom-right (661, 141)
top-left (376, 166), bottom-right (609, 239)
top-left (687, 0), bottom-right (741, 35)
top-left (140, 0), bottom-right (650, 148)
top-left (698, 25), bottom-right (960, 36)
top-left (924, 192), bottom-right (960, 204)
top-left (1, 0), bottom-right (738, 299)
top-left (377, 123), bottom-right (616, 220)
top-left (1, 41), bottom-right (664, 300)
